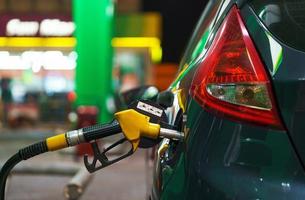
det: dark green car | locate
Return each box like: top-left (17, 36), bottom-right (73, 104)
top-left (151, 0), bottom-right (305, 199)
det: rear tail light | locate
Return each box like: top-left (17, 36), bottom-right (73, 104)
top-left (190, 6), bottom-right (283, 129)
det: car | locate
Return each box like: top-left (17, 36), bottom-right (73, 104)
top-left (150, 0), bottom-right (305, 199)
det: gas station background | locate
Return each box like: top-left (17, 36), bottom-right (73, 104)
top-left (0, 1), bottom-right (206, 199)
top-left (0, 0), bottom-right (171, 128)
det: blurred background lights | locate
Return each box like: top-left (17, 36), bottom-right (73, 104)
top-left (0, 50), bottom-right (77, 72)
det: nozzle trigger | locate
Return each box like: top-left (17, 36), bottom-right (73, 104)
top-left (84, 139), bottom-right (134, 173)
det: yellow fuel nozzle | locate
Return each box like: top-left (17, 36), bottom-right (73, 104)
top-left (114, 109), bottom-right (161, 151)
top-left (45, 107), bottom-right (182, 154)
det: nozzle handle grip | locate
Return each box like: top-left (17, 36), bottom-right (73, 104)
top-left (82, 120), bottom-right (122, 142)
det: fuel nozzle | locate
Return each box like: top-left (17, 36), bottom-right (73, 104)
top-left (81, 100), bottom-right (183, 173)
top-left (114, 108), bottom-right (183, 151)
top-left (14, 100), bottom-right (183, 174)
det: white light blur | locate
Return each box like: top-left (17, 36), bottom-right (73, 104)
top-left (44, 75), bottom-right (68, 93)
top-left (0, 51), bottom-right (10, 57)
top-left (40, 19), bottom-right (75, 36)
top-left (42, 51), bottom-right (76, 70)
top-left (32, 63), bottom-right (41, 73)
top-left (0, 54), bottom-right (31, 70)
top-left (6, 19), bottom-right (39, 36)
top-left (11, 81), bottom-right (26, 102)
top-left (0, 50), bottom-right (77, 71)
top-left (6, 18), bottom-right (74, 36)
top-left (68, 51), bottom-right (78, 60)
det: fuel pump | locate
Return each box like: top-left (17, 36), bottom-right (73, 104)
top-left (0, 100), bottom-right (183, 200)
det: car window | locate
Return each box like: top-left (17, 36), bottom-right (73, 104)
top-left (179, 0), bottom-right (223, 71)
top-left (250, 0), bottom-right (305, 52)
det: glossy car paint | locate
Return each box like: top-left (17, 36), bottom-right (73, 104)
top-left (151, 0), bottom-right (305, 199)
top-left (242, 3), bottom-right (305, 167)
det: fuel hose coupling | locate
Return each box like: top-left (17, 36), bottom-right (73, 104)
top-left (44, 130), bottom-right (83, 152)
top-left (66, 129), bottom-right (85, 147)
top-left (46, 120), bottom-right (122, 152)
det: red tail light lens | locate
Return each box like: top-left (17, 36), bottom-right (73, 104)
top-left (190, 6), bottom-right (283, 129)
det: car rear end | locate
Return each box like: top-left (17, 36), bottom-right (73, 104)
top-left (156, 0), bottom-right (305, 199)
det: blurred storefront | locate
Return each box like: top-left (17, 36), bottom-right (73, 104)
top-left (0, 0), bottom-right (162, 128)
top-left (0, 8), bottom-right (75, 127)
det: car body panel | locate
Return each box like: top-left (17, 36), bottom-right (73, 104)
top-left (241, 3), bottom-right (305, 167)
top-left (151, 0), bottom-right (305, 199)
top-left (182, 100), bottom-right (305, 199)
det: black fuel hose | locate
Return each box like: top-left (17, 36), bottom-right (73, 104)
top-left (0, 153), bottom-right (21, 200)
top-left (0, 121), bottom-right (122, 200)
top-left (0, 141), bottom-right (48, 200)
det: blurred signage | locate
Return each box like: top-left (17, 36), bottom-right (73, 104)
top-left (0, 14), bottom-right (73, 37)
top-left (6, 19), bottom-right (75, 36)
top-left (6, 19), bottom-right (39, 36)
top-left (0, 51), bottom-right (77, 71)
top-left (0, 13), bottom-right (161, 37)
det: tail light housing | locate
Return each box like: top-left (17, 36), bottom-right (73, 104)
top-left (190, 6), bottom-right (283, 129)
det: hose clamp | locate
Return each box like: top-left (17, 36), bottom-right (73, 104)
top-left (66, 129), bottom-right (85, 146)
